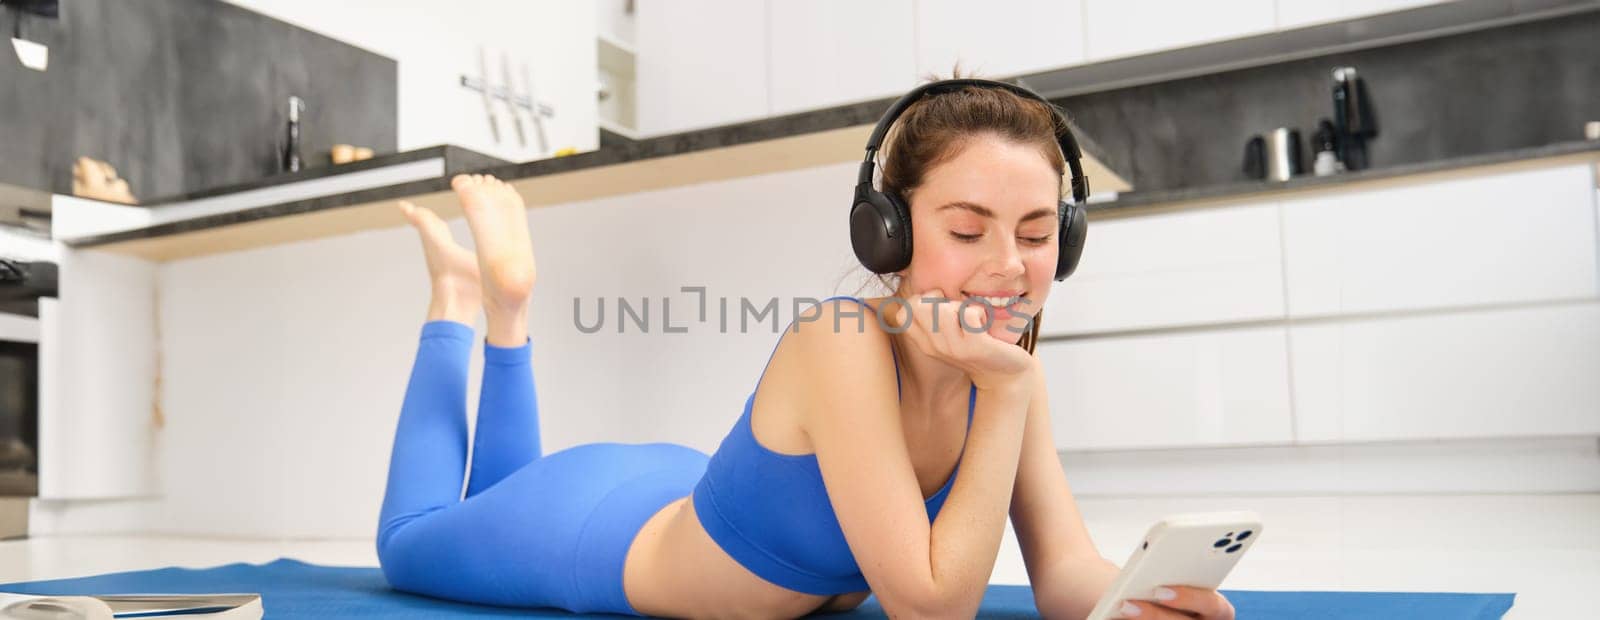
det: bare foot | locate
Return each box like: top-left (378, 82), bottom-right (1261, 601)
top-left (397, 200), bottom-right (482, 326)
top-left (451, 174), bottom-right (536, 345)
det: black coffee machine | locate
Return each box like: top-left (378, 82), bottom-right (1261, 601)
top-left (1332, 67), bottom-right (1378, 171)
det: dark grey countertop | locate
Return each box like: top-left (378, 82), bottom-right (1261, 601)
top-left (134, 145), bottom-right (509, 207)
top-left (1089, 139), bottom-right (1600, 215)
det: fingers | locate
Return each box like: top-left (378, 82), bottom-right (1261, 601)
top-left (1112, 599), bottom-right (1193, 620)
top-left (1157, 586), bottom-right (1233, 619)
top-left (887, 290), bottom-right (951, 364)
top-left (1122, 587), bottom-right (1233, 620)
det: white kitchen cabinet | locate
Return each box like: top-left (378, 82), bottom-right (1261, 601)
top-left (914, 0), bottom-right (1087, 79)
top-left (1038, 326), bottom-right (1294, 451)
top-left (635, 0), bottom-right (769, 135)
top-left (1280, 163), bottom-right (1599, 318)
top-left (1041, 201), bottom-right (1285, 337)
top-left (1276, 0), bottom-right (1454, 30)
top-left (36, 250), bottom-right (159, 500)
top-left (768, 0), bottom-right (917, 115)
top-left (1084, 0), bottom-right (1276, 61)
top-left (1290, 302), bottom-right (1600, 443)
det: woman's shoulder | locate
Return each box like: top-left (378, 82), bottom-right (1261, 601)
top-left (750, 296), bottom-right (901, 453)
top-left (791, 296), bottom-right (897, 349)
top-left (769, 296), bottom-right (899, 391)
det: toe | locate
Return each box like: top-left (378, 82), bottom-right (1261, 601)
top-left (451, 174), bottom-right (471, 190)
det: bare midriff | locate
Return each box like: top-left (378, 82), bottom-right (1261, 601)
top-left (620, 496), bottom-right (871, 618)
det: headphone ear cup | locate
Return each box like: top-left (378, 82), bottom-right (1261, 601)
top-left (850, 190), bottom-right (914, 274)
top-left (1054, 201), bottom-right (1087, 281)
top-left (884, 191), bottom-right (913, 267)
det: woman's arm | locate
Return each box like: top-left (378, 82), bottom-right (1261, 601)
top-left (923, 374), bottom-right (1035, 617)
top-left (1009, 366), bottom-right (1118, 618)
top-left (1011, 367), bottom-right (1233, 620)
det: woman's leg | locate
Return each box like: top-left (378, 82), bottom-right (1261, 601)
top-left (373, 294), bottom-right (702, 614)
top-left (378, 188), bottom-right (486, 529)
top-left (451, 173), bottom-right (542, 497)
top-left (377, 188), bottom-right (487, 582)
top-left (378, 175), bottom-right (582, 609)
top-left (376, 320), bottom-right (474, 549)
top-left (464, 336), bottom-right (542, 498)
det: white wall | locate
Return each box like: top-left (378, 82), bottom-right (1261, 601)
top-left (220, 0), bottom-right (599, 162)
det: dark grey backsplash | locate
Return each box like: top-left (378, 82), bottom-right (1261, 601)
top-left (0, 0), bottom-right (396, 202)
top-left (1053, 11), bottom-right (1600, 192)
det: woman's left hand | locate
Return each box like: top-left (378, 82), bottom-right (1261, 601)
top-left (1113, 586), bottom-right (1234, 619)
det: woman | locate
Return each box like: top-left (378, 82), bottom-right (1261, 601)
top-left (376, 80), bottom-right (1235, 619)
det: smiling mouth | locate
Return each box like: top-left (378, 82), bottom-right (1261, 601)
top-left (959, 291), bottom-right (1029, 310)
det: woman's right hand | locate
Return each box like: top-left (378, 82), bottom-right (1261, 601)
top-left (884, 289), bottom-right (1038, 394)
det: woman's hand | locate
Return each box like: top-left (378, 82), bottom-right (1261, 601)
top-left (1113, 586), bottom-right (1235, 619)
top-left (884, 289), bottom-right (1037, 393)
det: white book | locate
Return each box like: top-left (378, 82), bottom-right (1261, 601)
top-left (0, 592), bottom-right (261, 619)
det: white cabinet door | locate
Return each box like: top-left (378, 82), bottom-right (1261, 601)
top-left (769, 0), bottom-right (917, 115)
top-left (1038, 326), bottom-right (1294, 451)
top-left (1084, 0), bottom-right (1276, 61)
top-left (1280, 163), bottom-right (1599, 318)
top-left (36, 250), bottom-right (159, 500)
top-left (1041, 201), bottom-right (1285, 337)
top-left (1277, 0), bottom-right (1453, 30)
top-left (636, 0), bottom-right (769, 135)
top-left (914, 0), bottom-right (1087, 79)
top-left (1290, 303), bottom-right (1600, 443)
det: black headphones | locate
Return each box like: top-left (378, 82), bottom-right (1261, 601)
top-left (849, 78), bottom-right (1089, 281)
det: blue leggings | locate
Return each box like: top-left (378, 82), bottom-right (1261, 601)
top-left (376, 321), bottom-right (710, 615)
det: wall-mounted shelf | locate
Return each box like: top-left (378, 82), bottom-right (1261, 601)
top-left (597, 34), bottom-right (637, 136)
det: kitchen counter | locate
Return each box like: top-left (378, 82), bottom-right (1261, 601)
top-left (57, 96), bottom-right (1132, 262)
top-left (135, 146), bottom-right (509, 207)
top-left (1090, 139), bottom-right (1600, 218)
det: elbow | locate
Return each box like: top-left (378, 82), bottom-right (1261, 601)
top-left (899, 586), bottom-right (983, 620)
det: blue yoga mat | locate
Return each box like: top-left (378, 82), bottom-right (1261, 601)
top-left (0, 558), bottom-right (1515, 618)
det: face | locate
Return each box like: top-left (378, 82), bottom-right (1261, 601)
top-left (898, 134), bottom-right (1060, 344)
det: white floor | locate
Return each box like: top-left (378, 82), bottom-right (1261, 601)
top-left (2, 494), bottom-right (1595, 619)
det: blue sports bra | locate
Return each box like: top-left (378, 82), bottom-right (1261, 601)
top-left (691, 295), bottom-right (977, 595)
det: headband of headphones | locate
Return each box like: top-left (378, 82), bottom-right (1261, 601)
top-left (855, 78), bottom-right (1090, 203)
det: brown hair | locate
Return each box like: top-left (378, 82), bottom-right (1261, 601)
top-left (863, 73), bottom-right (1070, 355)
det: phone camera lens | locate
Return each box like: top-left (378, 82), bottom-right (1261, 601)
top-left (1238, 530), bottom-right (1252, 541)
top-left (1213, 538), bottom-right (1231, 548)
top-left (1226, 543), bottom-right (1243, 553)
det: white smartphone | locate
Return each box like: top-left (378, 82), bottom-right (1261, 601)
top-left (1084, 511), bottom-right (1263, 620)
